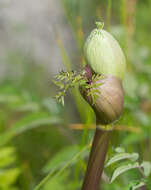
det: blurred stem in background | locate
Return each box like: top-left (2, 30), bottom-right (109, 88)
top-left (120, 0), bottom-right (127, 54)
top-left (61, 0), bottom-right (85, 65)
top-left (106, 0), bottom-right (112, 31)
top-left (120, 0), bottom-right (137, 71)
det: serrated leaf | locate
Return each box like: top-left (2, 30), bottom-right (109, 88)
top-left (141, 161), bottom-right (151, 177)
top-left (110, 162), bottom-right (139, 183)
top-left (93, 82), bottom-right (103, 88)
top-left (105, 152), bottom-right (139, 167)
top-left (53, 80), bottom-right (64, 89)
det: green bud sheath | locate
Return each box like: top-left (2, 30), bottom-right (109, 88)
top-left (84, 22), bottom-right (126, 80)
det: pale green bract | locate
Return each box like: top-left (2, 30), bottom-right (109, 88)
top-left (84, 27), bottom-right (126, 80)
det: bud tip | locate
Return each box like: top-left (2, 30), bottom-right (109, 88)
top-left (95, 21), bottom-right (104, 30)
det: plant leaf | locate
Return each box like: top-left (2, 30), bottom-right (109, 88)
top-left (105, 152), bottom-right (139, 167)
top-left (141, 161), bottom-right (151, 177)
top-left (110, 162), bottom-right (139, 183)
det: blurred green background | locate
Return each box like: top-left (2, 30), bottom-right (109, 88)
top-left (0, 0), bottom-right (151, 189)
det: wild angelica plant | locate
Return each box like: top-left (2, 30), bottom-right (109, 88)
top-left (54, 21), bottom-right (126, 190)
top-left (80, 21), bottom-right (126, 190)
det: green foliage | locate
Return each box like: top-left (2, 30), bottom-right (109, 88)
top-left (54, 70), bottom-right (103, 105)
top-left (110, 162), bottom-right (140, 183)
top-left (43, 145), bottom-right (80, 173)
top-left (0, 146), bottom-right (20, 190)
top-left (34, 143), bottom-right (90, 190)
top-left (0, 83), bottom-right (64, 189)
top-left (43, 173), bottom-right (69, 190)
top-left (105, 152), bottom-right (139, 167)
top-left (104, 147), bottom-right (151, 189)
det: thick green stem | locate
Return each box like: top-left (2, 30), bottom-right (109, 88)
top-left (81, 126), bottom-right (111, 190)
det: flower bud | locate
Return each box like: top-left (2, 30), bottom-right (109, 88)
top-left (81, 74), bottom-right (124, 125)
top-left (84, 22), bottom-right (126, 80)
